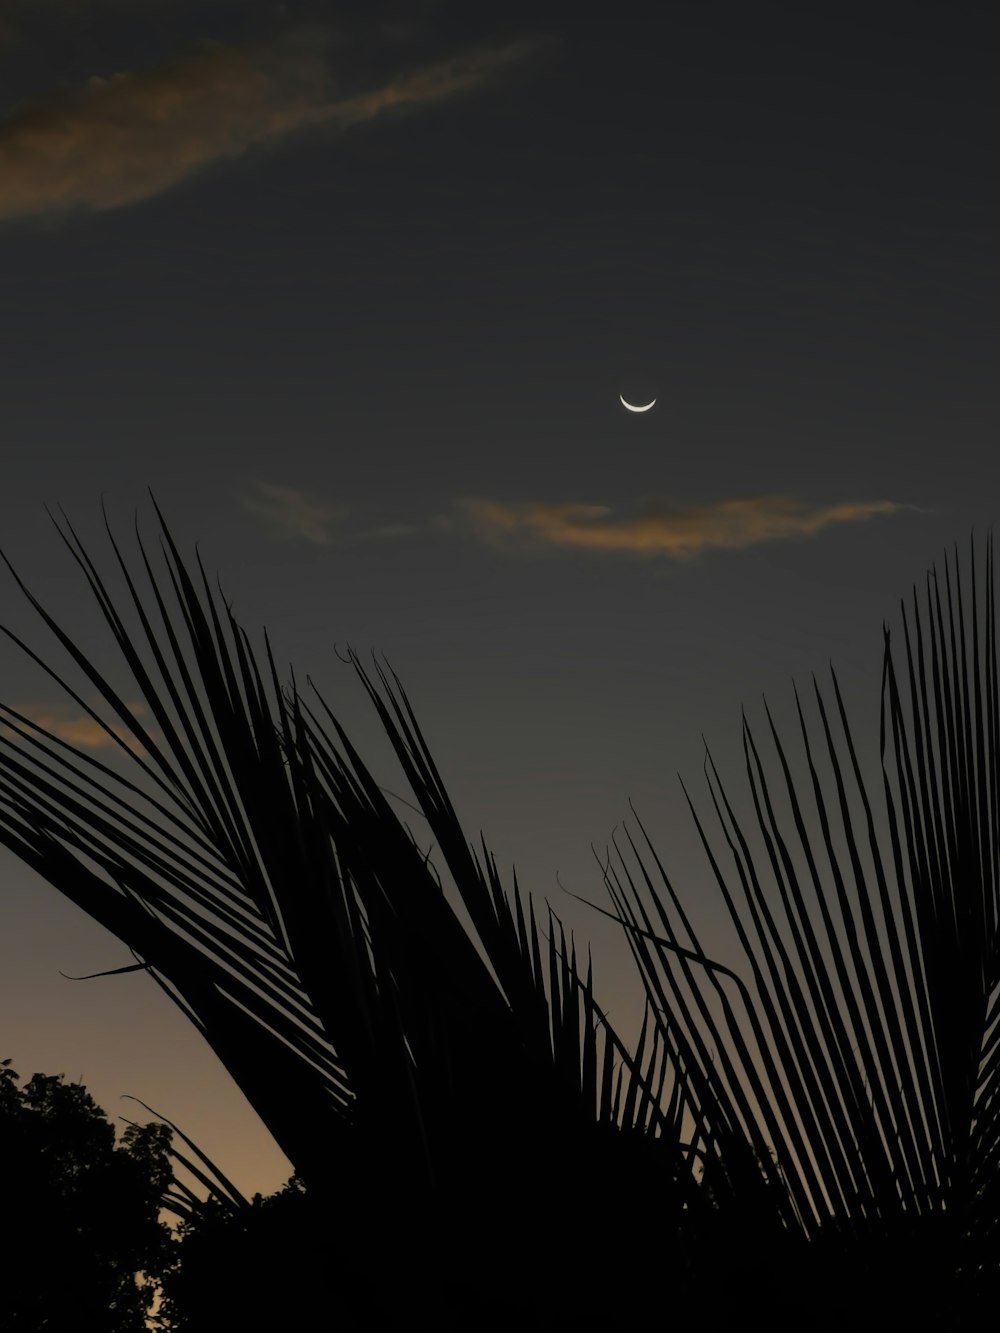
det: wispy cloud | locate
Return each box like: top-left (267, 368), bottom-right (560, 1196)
top-left (242, 482), bottom-right (347, 545)
top-left (0, 32), bottom-right (537, 221)
top-left (346, 521), bottom-right (426, 543)
top-left (456, 494), bottom-right (906, 558)
top-left (5, 703), bottom-right (148, 751)
top-left (339, 513), bottom-right (461, 544)
top-left (329, 40), bottom-right (536, 129)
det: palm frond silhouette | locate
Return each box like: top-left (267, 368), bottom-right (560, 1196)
top-left (0, 504), bottom-right (995, 1328)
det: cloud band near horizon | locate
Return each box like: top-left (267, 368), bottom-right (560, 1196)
top-left (242, 483), bottom-right (909, 557)
top-left (456, 494), bottom-right (906, 558)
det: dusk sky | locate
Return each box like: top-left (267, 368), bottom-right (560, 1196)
top-left (1, 3), bottom-right (998, 1199)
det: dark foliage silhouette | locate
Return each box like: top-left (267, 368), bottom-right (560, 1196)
top-left (156, 1176), bottom-right (337, 1330)
top-left (0, 505), bottom-right (996, 1328)
top-left (0, 1060), bottom-right (173, 1331)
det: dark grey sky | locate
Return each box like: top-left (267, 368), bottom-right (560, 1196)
top-left (1, 2), bottom-right (998, 1195)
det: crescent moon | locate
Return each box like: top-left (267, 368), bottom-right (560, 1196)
top-left (619, 394), bottom-right (656, 412)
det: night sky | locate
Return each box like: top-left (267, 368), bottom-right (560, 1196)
top-left (1, 3), bottom-right (998, 1198)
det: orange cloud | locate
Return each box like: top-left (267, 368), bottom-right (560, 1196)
top-left (457, 495), bottom-right (905, 558)
top-left (0, 34), bottom-right (536, 221)
top-left (5, 703), bottom-right (148, 752)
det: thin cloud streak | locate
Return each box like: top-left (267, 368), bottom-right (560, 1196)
top-left (457, 495), bottom-right (907, 558)
top-left (5, 703), bottom-right (148, 752)
top-left (243, 482), bottom-right (347, 545)
top-left (330, 41), bottom-right (536, 130)
top-left (0, 33), bottom-right (537, 221)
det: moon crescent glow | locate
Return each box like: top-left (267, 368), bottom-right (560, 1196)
top-left (619, 394), bottom-right (656, 412)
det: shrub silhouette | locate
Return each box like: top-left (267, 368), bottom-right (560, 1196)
top-left (0, 506), bottom-right (996, 1328)
top-left (156, 1176), bottom-right (343, 1330)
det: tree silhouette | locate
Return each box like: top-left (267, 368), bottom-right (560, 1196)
top-left (0, 1060), bottom-right (174, 1331)
top-left (0, 506), bottom-right (996, 1327)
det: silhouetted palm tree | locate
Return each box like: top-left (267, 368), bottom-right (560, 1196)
top-left (0, 504), bottom-right (995, 1328)
top-left (582, 534), bottom-right (1000, 1327)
